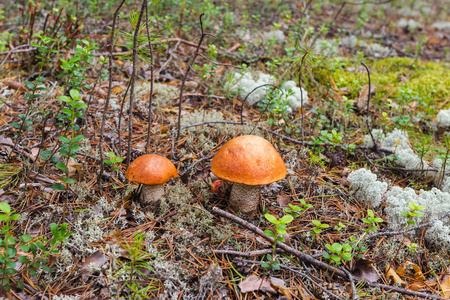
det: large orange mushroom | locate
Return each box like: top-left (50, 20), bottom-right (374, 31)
top-left (126, 154), bottom-right (177, 206)
top-left (211, 135), bottom-right (286, 214)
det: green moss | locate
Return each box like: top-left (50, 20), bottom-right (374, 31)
top-left (311, 57), bottom-right (449, 109)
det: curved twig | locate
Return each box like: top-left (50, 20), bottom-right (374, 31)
top-left (361, 62), bottom-right (377, 152)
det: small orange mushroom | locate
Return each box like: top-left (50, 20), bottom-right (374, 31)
top-left (126, 154), bottom-right (177, 206)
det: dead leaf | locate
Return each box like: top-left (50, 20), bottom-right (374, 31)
top-left (277, 194), bottom-right (290, 208)
top-left (184, 81), bottom-right (199, 90)
top-left (112, 86), bottom-right (124, 94)
top-left (386, 265), bottom-right (406, 286)
top-left (396, 261), bottom-right (426, 281)
top-left (352, 258), bottom-right (380, 283)
top-left (296, 282), bottom-right (313, 299)
top-left (440, 276), bottom-right (450, 297)
top-left (160, 124), bottom-right (169, 133)
top-left (67, 157), bottom-right (83, 178)
top-left (411, 263), bottom-right (426, 281)
top-left (0, 135), bottom-right (13, 152)
top-left (5, 81), bottom-right (25, 90)
top-left (81, 251), bottom-right (109, 271)
top-left (93, 87), bottom-right (107, 97)
top-left (30, 148), bottom-right (40, 161)
top-left (238, 275), bottom-right (276, 294)
top-left (270, 277), bottom-right (291, 298)
top-left (115, 59), bottom-right (125, 66)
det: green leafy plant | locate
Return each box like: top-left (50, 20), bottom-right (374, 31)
top-left (258, 88), bottom-right (295, 134)
top-left (323, 242), bottom-right (352, 266)
top-left (350, 209), bottom-right (383, 259)
top-left (58, 39), bottom-right (98, 90)
top-left (104, 152), bottom-right (124, 173)
top-left (11, 33), bottom-right (57, 153)
top-left (334, 222), bottom-right (346, 233)
top-left (308, 220), bottom-right (329, 254)
top-left (392, 115), bottom-right (414, 130)
top-left (0, 202), bottom-right (72, 292)
top-left (390, 202), bottom-right (426, 266)
top-left (361, 209), bottom-right (384, 234)
top-left (284, 201), bottom-right (312, 217)
top-left (113, 232), bottom-right (159, 298)
top-left (401, 202), bottom-right (426, 226)
top-left (262, 213), bottom-right (294, 270)
top-left (47, 89), bottom-right (86, 190)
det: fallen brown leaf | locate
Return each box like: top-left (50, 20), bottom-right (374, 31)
top-left (81, 251), bottom-right (109, 272)
top-left (386, 265), bottom-right (406, 286)
top-left (352, 258), bottom-right (380, 283)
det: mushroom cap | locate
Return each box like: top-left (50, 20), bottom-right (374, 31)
top-left (211, 135), bottom-right (287, 186)
top-left (126, 154), bottom-right (177, 185)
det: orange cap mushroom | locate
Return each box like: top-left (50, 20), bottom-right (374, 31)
top-left (126, 154), bottom-right (177, 206)
top-left (211, 135), bottom-right (286, 214)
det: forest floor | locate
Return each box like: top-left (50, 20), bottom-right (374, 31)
top-left (0, 0), bottom-right (450, 299)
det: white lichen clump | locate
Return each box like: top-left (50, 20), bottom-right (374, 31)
top-left (262, 30), bottom-right (285, 42)
top-left (397, 18), bottom-right (422, 32)
top-left (381, 128), bottom-right (410, 151)
top-left (282, 80), bottom-right (309, 111)
top-left (347, 168), bottom-right (388, 208)
top-left (436, 109), bottom-right (450, 128)
top-left (134, 82), bottom-right (178, 107)
top-left (226, 71), bottom-right (275, 105)
top-left (385, 187), bottom-right (450, 248)
top-left (225, 72), bottom-right (308, 112)
top-left (65, 212), bottom-right (108, 256)
top-left (364, 129), bottom-right (428, 171)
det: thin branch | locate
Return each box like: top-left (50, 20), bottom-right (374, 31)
top-left (144, 1), bottom-right (154, 153)
top-left (367, 211), bottom-right (450, 239)
top-left (361, 62), bottom-right (377, 152)
top-left (213, 248), bottom-right (283, 257)
top-left (176, 13), bottom-right (207, 140)
top-left (180, 154), bottom-right (214, 177)
top-left (97, 0), bottom-right (126, 188)
top-left (0, 44), bottom-right (32, 67)
top-left (239, 84), bottom-right (273, 124)
top-left (126, 0), bottom-right (147, 168)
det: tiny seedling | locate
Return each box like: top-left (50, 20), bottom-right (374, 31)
top-left (323, 242), bottom-right (352, 266)
top-left (283, 200), bottom-right (312, 217)
top-left (308, 220), bottom-right (329, 254)
top-left (334, 222), bottom-right (346, 233)
top-left (104, 151), bottom-right (124, 173)
top-left (350, 209), bottom-right (383, 258)
top-left (262, 213), bottom-right (294, 270)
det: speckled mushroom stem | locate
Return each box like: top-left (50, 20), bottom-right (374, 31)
top-left (229, 183), bottom-right (260, 214)
top-left (140, 184), bottom-right (165, 206)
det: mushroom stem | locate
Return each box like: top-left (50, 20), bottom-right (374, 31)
top-left (140, 184), bottom-right (165, 206)
top-left (229, 183), bottom-right (260, 214)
